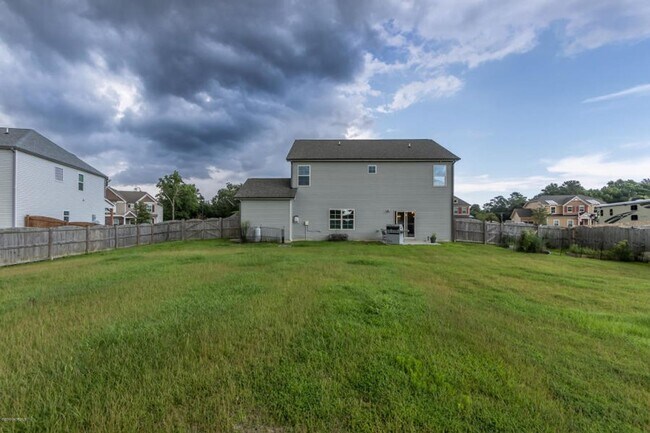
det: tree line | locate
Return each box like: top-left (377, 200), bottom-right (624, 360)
top-left (471, 179), bottom-right (650, 222)
top-left (155, 171), bottom-right (241, 221)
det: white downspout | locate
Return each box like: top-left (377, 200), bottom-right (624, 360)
top-left (11, 148), bottom-right (17, 228)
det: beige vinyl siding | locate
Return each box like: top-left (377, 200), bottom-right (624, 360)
top-left (290, 161), bottom-right (453, 241)
top-left (0, 150), bottom-right (14, 227)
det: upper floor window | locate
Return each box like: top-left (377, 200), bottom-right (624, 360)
top-left (433, 164), bottom-right (447, 187)
top-left (146, 204), bottom-right (154, 212)
top-left (78, 174), bottom-right (84, 191)
top-left (298, 165), bottom-right (310, 186)
top-left (368, 164), bottom-right (377, 174)
top-left (550, 206), bottom-right (556, 214)
top-left (579, 205), bottom-right (585, 213)
top-left (55, 167), bottom-right (64, 182)
top-left (567, 205), bottom-right (573, 213)
top-left (63, 210), bottom-right (70, 222)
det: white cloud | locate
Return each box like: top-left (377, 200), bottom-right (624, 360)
top-left (378, 75), bottom-right (463, 112)
top-left (582, 83), bottom-right (650, 103)
top-left (546, 152), bottom-right (650, 187)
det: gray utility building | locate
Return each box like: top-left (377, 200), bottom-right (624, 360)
top-left (235, 139), bottom-right (460, 242)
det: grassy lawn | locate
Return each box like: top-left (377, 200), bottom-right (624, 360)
top-left (0, 240), bottom-right (648, 432)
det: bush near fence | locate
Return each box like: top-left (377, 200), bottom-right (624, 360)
top-left (455, 219), bottom-right (650, 260)
top-left (0, 215), bottom-right (241, 267)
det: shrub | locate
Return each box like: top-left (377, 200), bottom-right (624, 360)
top-left (499, 234), bottom-right (514, 249)
top-left (328, 233), bottom-right (348, 241)
top-left (607, 240), bottom-right (633, 262)
top-left (516, 230), bottom-right (543, 253)
top-left (430, 233), bottom-right (437, 243)
top-left (568, 244), bottom-right (599, 258)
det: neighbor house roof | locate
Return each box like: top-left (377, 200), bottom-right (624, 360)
top-left (114, 190), bottom-right (157, 203)
top-left (0, 127), bottom-right (107, 178)
top-left (286, 139), bottom-right (460, 161)
top-left (105, 187), bottom-right (125, 202)
top-left (529, 195), bottom-right (601, 206)
top-left (453, 196), bottom-right (471, 207)
top-left (511, 208), bottom-right (533, 219)
top-left (235, 178), bottom-right (297, 199)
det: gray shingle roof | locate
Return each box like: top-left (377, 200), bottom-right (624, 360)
top-left (235, 178), bottom-right (296, 199)
top-left (114, 190), bottom-right (156, 203)
top-left (530, 195), bottom-right (601, 206)
top-left (512, 208), bottom-right (533, 218)
top-left (286, 139), bottom-right (460, 161)
top-left (454, 196), bottom-right (471, 207)
top-left (0, 127), bottom-right (107, 178)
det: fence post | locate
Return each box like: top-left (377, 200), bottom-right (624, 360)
top-left (47, 228), bottom-right (53, 260)
top-left (85, 226), bottom-right (90, 254)
top-left (181, 220), bottom-right (185, 240)
top-left (483, 220), bottom-right (487, 244)
top-left (136, 224), bottom-right (140, 246)
top-left (114, 225), bottom-right (119, 249)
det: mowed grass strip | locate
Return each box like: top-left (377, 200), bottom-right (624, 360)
top-left (0, 240), bottom-right (648, 432)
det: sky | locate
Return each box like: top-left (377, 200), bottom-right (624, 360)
top-left (0, 0), bottom-right (649, 206)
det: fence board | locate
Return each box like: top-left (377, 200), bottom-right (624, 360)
top-left (0, 215), bottom-right (242, 267)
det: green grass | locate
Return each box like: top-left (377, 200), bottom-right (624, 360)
top-left (0, 240), bottom-right (648, 432)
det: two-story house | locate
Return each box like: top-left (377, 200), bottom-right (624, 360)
top-left (104, 186), bottom-right (163, 225)
top-left (453, 196), bottom-right (472, 218)
top-left (0, 127), bottom-right (107, 228)
top-left (510, 195), bottom-right (602, 227)
top-left (235, 139), bottom-right (460, 242)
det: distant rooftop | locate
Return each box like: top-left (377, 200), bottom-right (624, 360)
top-left (0, 127), bottom-right (107, 178)
top-left (235, 178), bottom-right (297, 199)
top-left (287, 139), bottom-right (460, 161)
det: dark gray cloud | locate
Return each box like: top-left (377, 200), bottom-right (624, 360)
top-left (0, 0), bottom-right (375, 190)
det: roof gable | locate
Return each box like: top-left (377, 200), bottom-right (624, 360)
top-left (287, 139), bottom-right (460, 161)
top-left (0, 127), bottom-right (107, 178)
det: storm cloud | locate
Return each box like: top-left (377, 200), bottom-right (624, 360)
top-left (1, 0), bottom-right (648, 196)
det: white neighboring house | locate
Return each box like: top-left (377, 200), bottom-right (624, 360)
top-left (0, 127), bottom-right (107, 228)
top-left (105, 186), bottom-right (163, 225)
top-left (235, 139), bottom-right (460, 242)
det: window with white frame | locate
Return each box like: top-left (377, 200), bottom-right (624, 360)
top-left (367, 164), bottom-right (377, 174)
top-left (433, 164), bottom-right (447, 187)
top-left (298, 165), bottom-right (310, 186)
top-left (78, 174), bottom-right (84, 191)
top-left (567, 205), bottom-right (573, 213)
top-left (553, 219), bottom-right (560, 226)
top-left (550, 206), bottom-right (556, 214)
top-left (55, 167), bottom-right (64, 182)
top-left (568, 219), bottom-right (574, 227)
top-left (329, 209), bottom-right (355, 230)
top-left (579, 205), bottom-right (585, 213)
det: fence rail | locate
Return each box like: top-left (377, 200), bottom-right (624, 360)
top-left (455, 219), bottom-right (650, 256)
top-left (0, 215), bottom-right (241, 267)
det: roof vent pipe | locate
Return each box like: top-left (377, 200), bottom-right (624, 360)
top-left (408, 142), bottom-right (411, 148)
top-left (338, 140), bottom-right (341, 146)
top-left (4, 128), bottom-right (8, 134)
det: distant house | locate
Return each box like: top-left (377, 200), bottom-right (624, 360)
top-left (236, 139), bottom-right (460, 242)
top-left (105, 186), bottom-right (163, 225)
top-left (594, 199), bottom-right (650, 226)
top-left (0, 127), bottom-right (107, 228)
top-left (453, 196), bottom-right (471, 218)
top-left (510, 195), bottom-right (602, 227)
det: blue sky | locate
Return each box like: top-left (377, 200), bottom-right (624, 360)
top-left (0, 1), bottom-right (648, 204)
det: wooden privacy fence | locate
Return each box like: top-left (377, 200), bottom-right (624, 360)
top-left (0, 215), bottom-right (241, 267)
top-left (455, 219), bottom-right (650, 255)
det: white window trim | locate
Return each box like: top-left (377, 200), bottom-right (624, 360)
top-left (553, 219), bottom-right (560, 226)
top-left (579, 205), bottom-right (585, 213)
top-left (367, 164), bottom-right (377, 174)
top-left (297, 164), bottom-right (311, 187)
top-left (567, 220), bottom-right (574, 227)
top-left (567, 205), bottom-right (573, 213)
top-left (433, 164), bottom-right (447, 187)
top-left (550, 206), bottom-right (556, 214)
top-left (328, 208), bottom-right (355, 231)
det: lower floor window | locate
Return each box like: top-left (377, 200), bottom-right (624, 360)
top-left (329, 209), bottom-right (355, 230)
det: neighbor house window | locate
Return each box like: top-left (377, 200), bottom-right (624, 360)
top-left (609, 209), bottom-right (613, 216)
top-left (579, 205), bottom-right (585, 213)
top-left (462, 207), bottom-right (468, 214)
top-left (631, 215), bottom-right (638, 221)
top-left (368, 164), bottom-right (377, 174)
top-left (568, 220), bottom-right (574, 227)
top-left (631, 204), bottom-right (638, 211)
top-left (553, 219), bottom-right (559, 226)
top-left (329, 209), bottom-right (355, 230)
top-left (298, 165), bottom-right (310, 186)
top-left (63, 211), bottom-right (70, 222)
top-left (55, 167), bottom-right (64, 182)
top-left (433, 164), bottom-right (447, 187)
top-left (78, 174), bottom-right (84, 191)
top-left (550, 206), bottom-right (556, 214)
top-left (147, 204), bottom-right (154, 212)
top-left (567, 206), bottom-right (573, 213)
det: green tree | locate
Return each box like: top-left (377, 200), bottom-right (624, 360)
top-left (596, 179), bottom-right (650, 203)
top-left (541, 180), bottom-right (586, 196)
top-left (156, 171), bottom-right (201, 220)
top-left (134, 202), bottom-right (152, 224)
top-left (211, 182), bottom-right (242, 217)
top-left (531, 207), bottom-right (549, 226)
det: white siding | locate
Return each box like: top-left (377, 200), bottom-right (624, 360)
top-left (15, 151), bottom-right (106, 227)
top-left (0, 150), bottom-right (14, 227)
top-left (240, 199), bottom-right (291, 238)
top-left (290, 161), bottom-right (454, 241)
